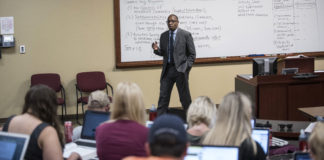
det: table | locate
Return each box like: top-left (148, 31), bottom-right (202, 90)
top-left (298, 106), bottom-right (324, 120)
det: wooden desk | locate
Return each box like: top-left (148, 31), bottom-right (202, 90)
top-left (235, 73), bottom-right (324, 121)
top-left (272, 131), bottom-right (299, 139)
top-left (298, 106), bottom-right (324, 120)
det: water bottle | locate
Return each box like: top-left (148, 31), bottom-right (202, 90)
top-left (299, 129), bottom-right (308, 151)
top-left (149, 104), bottom-right (157, 121)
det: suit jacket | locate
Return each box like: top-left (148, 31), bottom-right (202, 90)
top-left (154, 28), bottom-right (196, 79)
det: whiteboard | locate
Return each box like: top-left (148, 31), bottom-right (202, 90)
top-left (115, 0), bottom-right (324, 67)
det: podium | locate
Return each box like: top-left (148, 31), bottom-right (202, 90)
top-left (235, 73), bottom-right (324, 121)
top-left (277, 57), bottom-right (314, 74)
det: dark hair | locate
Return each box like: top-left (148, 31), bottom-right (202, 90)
top-left (22, 84), bottom-right (64, 147)
top-left (168, 14), bottom-right (179, 21)
top-left (150, 132), bottom-right (187, 157)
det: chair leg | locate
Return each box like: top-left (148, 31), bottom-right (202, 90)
top-left (81, 103), bottom-right (85, 118)
top-left (64, 103), bottom-right (67, 116)
top-left (61, 104), bottom-right (64, 121)
top-left (76, 102), bottom-right (80, 124)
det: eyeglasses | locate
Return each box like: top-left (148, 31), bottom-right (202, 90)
top-left (166, 20), bottom-right (178, 24)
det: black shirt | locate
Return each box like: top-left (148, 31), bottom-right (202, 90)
top-left (3, 115), bottom-right (51, 160)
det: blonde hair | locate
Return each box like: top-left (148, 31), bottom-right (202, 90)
top-left (308, 122), bottom-right (324, 160)
top-left (88, 90), bottom-right (110, 108)
top-left (111, 82), bottom-right (146, 125)
top-left (202, 92), bottom-right (257, 153)
top-left (187, 96), bottom-right (217, 128)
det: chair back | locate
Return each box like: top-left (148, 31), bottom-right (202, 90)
top-left (31, 73), bottom-right (61, 92)
top-left (76, 71), bottom-right (107, 92)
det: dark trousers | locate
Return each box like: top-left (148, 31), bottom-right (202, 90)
top-left (157, 64), bottom-right (192, 116)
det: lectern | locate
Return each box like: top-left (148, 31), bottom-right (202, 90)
top-left (235, 73), bottom-right (324, 121)
top-left (277, 57), bottom-right (314, 74)
top-left (235, 57), bottom-right (324, 121)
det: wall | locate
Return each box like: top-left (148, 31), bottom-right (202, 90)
top-left (0, 0), bottom-right (324, 118)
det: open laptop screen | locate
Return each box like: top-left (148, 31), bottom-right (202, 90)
top-left (81, 110), bottom-right (110, 140)
top-left (0, 132), bottom-right (30, 160)
top-left (252, 128), bottom-right (269, 155)
top-left (185, 145), bottom-right (239, 160)
top-left (294, 152), bottom-right (311, 160)
top-left (251, 119), bottom-right (255, 128)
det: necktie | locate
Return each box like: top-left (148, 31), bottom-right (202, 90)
top-left (169, 31), bottom-right (174, 64)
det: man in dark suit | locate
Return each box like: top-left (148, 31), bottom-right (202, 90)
top-left (152, 14), bottom-right (196, 116)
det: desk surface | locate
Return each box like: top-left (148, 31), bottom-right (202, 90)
top-left (298, 106), bottom-right (324, 120)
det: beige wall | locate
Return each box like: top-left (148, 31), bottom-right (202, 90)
top-left (1, 0), bottom-right (324, 118)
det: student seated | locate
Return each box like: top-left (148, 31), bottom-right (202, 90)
top-left (95, 82), bottom-right (148, 160)
top-left (202, 92), bottom-right (266, 160)
top-left (186, 96), bottom-right (217, 145)
top-left (72, 90), bottom-right (111, 141)
top-left (1, 84), bottom-right (80, 160)
top-left (308, 122), bottom-right (324, 160)
top-left (123, 114), bottom-right (189, 160)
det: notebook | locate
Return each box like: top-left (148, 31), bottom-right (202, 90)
top-left (64, 110), bottom-right (110, 159)
top-left (185, 145), bottom-right (239, 160)
top-left (252, 128), bottom-right (269, 155)
top-left (0, 131), bottom-right (30, 160)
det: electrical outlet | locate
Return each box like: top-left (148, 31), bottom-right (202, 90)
top-left (20, 45), bottom-right (25, 54)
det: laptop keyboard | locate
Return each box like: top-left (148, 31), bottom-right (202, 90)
top-left (75, 141), bottom-right (97, 148)
top-left (271, 137), bottom-right (288, 147)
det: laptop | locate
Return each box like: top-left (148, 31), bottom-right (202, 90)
top-left (251, 118), bottom-right (255, 128)
top-left (80, 110), bottom-right (110, 140)
top-left (146, 121), bottom-right (154, 128)
top-left (64, 110), bottom-right (110, 159)
top-left (146, 120), bottom-right (188, 129)
top-left (185, 145), bottom-right (240, 160)
top-left (252, 128), bottom-right (269, 155)
top-left (294, 152), bottom-right (311, 160)
top-left (0, 131), bottom-right (30, 160)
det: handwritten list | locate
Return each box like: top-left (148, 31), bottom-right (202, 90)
top-left (119, 0), bottom-right (324, 62)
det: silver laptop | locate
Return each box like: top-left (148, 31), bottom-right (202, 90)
top-left (252, 128), bottom-right (269, 155)
top-left (0, 131), bottom-right (30, 160)
top-left (185, 145), bottom-right (240, 160)
top-left (146, 120), bottom-right (188, 129)
top-left (251, 118), bottom-right (255, 128)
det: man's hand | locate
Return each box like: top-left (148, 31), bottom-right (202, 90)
top-left (152, 41), bottom-right (159, 50)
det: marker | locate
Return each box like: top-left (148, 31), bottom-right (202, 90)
top-left (247, 54), bottom-right (265, 57)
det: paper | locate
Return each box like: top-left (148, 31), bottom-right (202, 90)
top-left (286, 54), bottom-right (307, 59)
top-left (63, 142), bottom-right (97, 159)
top-left (3, 35), bottom-right (14, 42)
top-left (0, 17), bottom-right (14, 34)
top-left (305, 122), bottom-right (316, 133)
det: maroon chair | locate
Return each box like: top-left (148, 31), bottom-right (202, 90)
top-left (75, 71), bottom-right (113, 123)
top-left (31, 73), bottom-right (66, 120)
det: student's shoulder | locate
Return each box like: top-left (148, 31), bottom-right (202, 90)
top-left (39, 125), bottom-right (57, 137)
